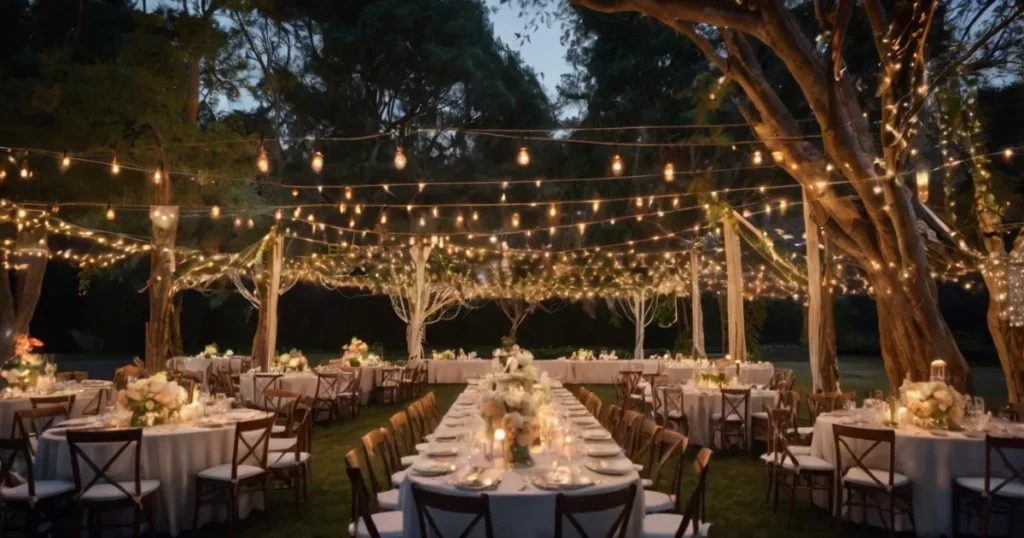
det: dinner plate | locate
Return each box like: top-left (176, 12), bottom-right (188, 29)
top-left (585, 458), bottom-right (632, 475)
top-left (581, 429), bottom-right (612, 441)
top-left (531, 472), bottom-right (594, 491)
top-left (58, 417), bottom-right (98, 427)
top-left (415, 443), bottom-right (431, 452)
top-left (432, 428), bottom-right (464, 441)
top-left (567, 409), bottom-right (590, 417)
top-left (411, 460), bottom-right (457, 477)
top-left (450, 468), bottom-right (502, 491)
top-left (424, 444), bottom-right (459, 457)
top-left (585, 444), bottom-right (621, 457)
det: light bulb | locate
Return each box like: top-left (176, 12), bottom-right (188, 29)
top-left (291, 189), bottom-right (299, 197)
top-left (110, 157), bottom-right (121, 176)
top-left (516, 146), bottom-right (530, 167)
top-left (472, 211), bottom-right (479, 221)
top-left (257, 148), bottom-right (270, 173)
top-left (771, 151), bottom-right (785, 163)
top-left (20, 164), bottom-right (29, 179)
top-left (211, 206), bottom-right (221, 219)
top-left (635, 197), bottom-right (643, 208)
top-left (380, 212), bottom-right (388, 224)
top-left (345, 188), bottom-right (353, 200)
top-left (752, 151), bottom-right (763, 165)
top-left (457, 213), bottom-right (464, 224)
top-left (233, 217), bottom-right (242, 228)
top-left (432, 206), bottom-right (439, 217)
top-left (152, 169), bottom-right (162, 185)
top-left (274, 209), bottom-right (282, 221)
top-left (311, 151), bottom-right (324, 173)
top-left (916, 168), bottom-right (929, 203)
top-left (105, 205), bottom-right (115, 221)
top-left (663, 162), bottom-right (675, 182)
top-left (549, 205), bottom-right (557, 217)
top-left (60, 153), bottom-right (71, 171)
top-left (611, 153), bottom-right (624, 176)
top-left (1004, 148), bottom-right (1014, 160)
top-left (511, 213), bottom-right (520, 228)
top-left (394, 147), bottom-right (407, 170)
top-left (592, 200), bottom-right (600, 213)
top-left (0, 170), bottom-right (6, 182)
top-left (246, 218), bottom-right (254, 228)
top-left (419, 216), bottom-right (426, 227)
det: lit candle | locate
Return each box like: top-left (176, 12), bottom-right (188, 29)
top-left (493, 428), bottom-right (506, 469)
top-left (930, 359), bottom-right (947, 382)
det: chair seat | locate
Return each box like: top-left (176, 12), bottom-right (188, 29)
top-left (80, 480), bottom-right (161, 501)
top-left (843, 467), bottom-right (910, 489)
top-left (348, 511), bottom-right (404, 538)
top-left (641, 478), bottom-right (653, 488)
top-left (1, 480), bottom-right (75, 500)
top-left (955, 477), bottom-right (1024, 498)
top-left (711, 412), bottom-right (743, 422)
top-left (198, 464), bottom-right (265, 482)
top-left (400, 455), bottom-right (417, 467)
top-left (378, 488), bottom-right (400, 510)
top-left (271, 425), bottom-right (287, 435)
top-left (796, 426), bottom-right (815, 436)
top-left (665, 411), bottom-right (685, 419)
top-left (642, 513), bottom-right (711, 538)
top-left (779, 454), bottom-right (834, 472)
top-left (751, 411), bottom-right (769, 420)
top-left (644, 490), bottom-right (675, 513)
top-left (789, 445), bottom-right (812, 456)
top-left (268, 437), bottom-right (298, 452)
top-left (269, 452), bottom-right (311, 469)
top-left (391, 470), bottom-right (406, 485)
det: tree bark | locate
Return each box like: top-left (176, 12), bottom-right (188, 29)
top-left (0, 227), bottom-right (47, 359)
top-left (250, 234), bottom-right (283, 371)
top-left (818, 239), bottom-right (840, 393)
top-left (145, 210), bottom-right (177, 372)
top-left (168, 292), bottom-right (184, 358)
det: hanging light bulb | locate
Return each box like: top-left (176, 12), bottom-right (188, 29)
top-left (916, 167), bottom-right (929, 203)
top-left (0, 170), bottom-right (6, 182)
top-left (511, 213), bottom-right (520, 228)
top-left (419, 216), bottom-right (426, 227)
top-left (610, 152), bottom-right (624, 176)
top-left (635, 197), bottom-right (643, 209)
top-left (457, 213), bottom-right (465, 224)
top-left (210, 205), bottom-right (221, 219)
top-left (274, 209), bottom-right (282, 221)
top-left (105, 204), bottom-right (115, 221)
top-left (110, 156), bottom-right (121, 176)
top-left (663, 161), bottom-right (675, 182)
top-left (345, 188), bottom-right (353, 200)
top-left (339, 203), bottom-right (347, 213)
top-left (311, 151), bottom-right (324, 173)
top-left (60, 152), bottom-right (71, 171)
top-left (771, 151), bottom-right (785, 163)
top-left (393, 147), bottom-right (407, 170)
top-left (549, 204), bottom-right (557, 217)
top-left (355, 204), bottom-right (362, 214)
top-left (19, 161), bottom-right (29, 179)
top-left (152, 166), bottom-right (163, 185)
top-left (516, 146), bottom-right (530, 167)
top-left (256, 147), bottom-right (270, 173)
top-left (380, 211), bottom-right (388, 224)
top-left (291, 189), bottom-right (299, 197)
top-left (592, 200), bottom-right (600, 213)
top-left (246, 218), bottom-right (254, 228)
top-left (752, 151), bottom-right (763, 165)
top-left (233, 217), bottom-right (242, 228)
top-left (472, 211), bottom-right (479, 221)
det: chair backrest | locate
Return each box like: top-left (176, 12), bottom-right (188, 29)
top-left (390, 411), bottom-right (413, 456)
top-left (79, 388), bottom-right (107, 416)
top-left (361, 428), bottom-right (394, 496)
top-left (168, 358), bottom-right (185, 373)
top-left (263, 389), bottom-right (299, 434)
top-left (832, 424), bottom-right (897, 489)
top-left (632, 419), bottom-right (664, 480)
top-left (766, 408), bottom-right (802, 467)
top-left (412, 483), bottom-right (495, 538)
top-left (251, 373), bottom-right (283, 404)
top-left (66, 428), bottom-right (145, 503)
top-left (314, 371), bottom-right (344, 400)
top-left (345, 449), bottom-right (385, 538)
top-left (668, 447), bottom-right (713, 538)
top-left (114, 365), bottom-right (145, 390)
top-left (651, 429), bottom-right (688, 497)
top-left (229, 414), bottom-right (276, 477)
top-left (30, 394), bottom-right (76, 413)
top-left (983, 435), bottom-right (1024, 497)
top-left (210, 365), bottom-right (235, 397)
top-left (718, 388), bottom-right (751, 421)
top-left (14, 405), bottom-right (69, 441)
top-left (0, 437), bottom-right (36, 497)
top-left (614, 409), bottom-right (643, 454)
top-left (662, 385), bottom-right (684, 419)
top-left (807, 392), bottom-right (844, 423)
top-left (407, 401), bottom-right (428, 444)
top-left (554, 483), bottom-right (637, 538)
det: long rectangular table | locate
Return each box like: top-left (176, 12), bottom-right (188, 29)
top-left (425, 359), bottom-right (774, 385)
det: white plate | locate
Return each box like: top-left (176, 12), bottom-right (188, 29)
top-left (531, 473), bottom-right (594, 491)
top-left (58, 417), bottom-right (98, 427)
top-left (585, 458), bottom-right (632, 475)
top-left (424, 444), bottom-right (459, 457)
top-left (586, 444), bottom-right (621, 457)
top-left (432, 428), bottom-right (464, 441)
top-left (411, 460), bottom-right (456, 476)
top-left (581, 430), bottom-right (612, 441)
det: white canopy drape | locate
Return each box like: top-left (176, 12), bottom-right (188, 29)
top-left (803, 188), bottom-right (824, 391)
top-left (690, 249), bottom-right (706, 358)
top-left (723, 218), bottom-right (747, 361)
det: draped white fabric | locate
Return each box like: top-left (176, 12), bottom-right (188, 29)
top-left (723, 219), bottom-right (746, 361)
top-left (265, 234), bottom-right (283, 368)
top-left (803, 189), bottom-right (823, 391)
top-left (690, 249), bottom-right (706, 358)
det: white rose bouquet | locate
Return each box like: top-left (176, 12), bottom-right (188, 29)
top-left (343, 337), bottom-right (374, 367)
top-left (599, 351), bottom-right (619, 361)
top-left (570, 349), bottom-right (595, 361)
top-left (116, 372), bottom-right (187, 427)
top-left (2, 334), bottom-right (47, 390)
top-left (432, 349), bottom-right (456, 361)
top-left (900, 379), bottom-right (965, 429)
top-left (272, 349), bottom-right (309, 373)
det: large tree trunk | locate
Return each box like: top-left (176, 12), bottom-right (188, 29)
top-left (818, 240), bottom-right (840, 393)
top-left (145, 205), bottom-right (177, 372)
top-left (168, 293), bottom-right (184, 358)
top-left (0, 227), bottom-right (47, 358)
top-left (250, 234), bottom-right (283, 371)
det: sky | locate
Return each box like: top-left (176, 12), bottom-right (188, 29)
top-left (486, 0), bottom-right (572, 101)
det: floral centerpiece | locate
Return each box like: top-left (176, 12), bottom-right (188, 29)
top-left (271, 349), bottom-right (309, 372)
top-left (598, 351), bottom-right (619, 361)
top-left (695, 371), bottom-right (729, 389)
top-left (2, 334), bottom-right (48, 391)
top-left (117, 372), bottom-right (187, 427)
top-left (479, 345), bottom-right (548, 467)
top-left (432, 349), bottom-right (456, 361)
top-left (569, 349), bottom-right (594, 361)
top-left (900, 379), bottom-right (966, 429)
top-left (196, 344), bottom-right (234, 359)
top-left (342, 337), bottom-right (382, 367)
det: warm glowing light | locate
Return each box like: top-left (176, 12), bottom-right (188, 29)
top-left (635, 197), bottom-right (643, 209)
top-left (752, 151), bottom-right (763, 165)
top-left (592, 200), bottom-right (600, 213)
top-left (152, 168), bottom-right (162, 185)
top-left (311, 151), bottom-right (324, 173)
top-left (610, 153), bottom-right (624, 176)
top-left (456, 213), bottom-right (464, 224)
top-left (233, 217), bottom-right (242, 228)
top-left (339, 203), bottom-right (347, 213)
top-left (472, 211), bottom-right (479, 221)
top-left (394, 147), bottom-right (407, 170)
top-left (19, 164), bottom-right (29, 179)
top-left (257, 148), bottom-right (270, 173)
top-left (380, 212), bottom-right (387, 224)
top-left (418, 216), bottom-right (426, 227)
top-left (511, 213), bottom-right (520, 228)
top-left (110, 157), bottom-right (121, 176)
top-left (1004, 148), bottom-right (1014, 160)
top-left (916, 168), bottom-right (929, 203)
top-left (105, 205), bottom-right (115, 221)
top-left (549, 205), bottom-right (557, 217)
top-left (274, 209), bottom-right (282, 221)
top-left (60, 153), bottom-right (70, 171)
top-left (663, 162), bottom-right (675, 182)
top-left (432, 206), bottom-right (439, 218)
top-left (771, 151), bottom-right (785, 163)
top-left (516, 146), bottom-right (530, 167)
top-left (210, 206), bottom-right (221, 219)
top-left (345, 188), bottom-right (353, 200)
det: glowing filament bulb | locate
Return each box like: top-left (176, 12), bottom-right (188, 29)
top-left (210, 206), bottom-right (221, 219)
top-left (549, 205), bottom-right (557, 217)
top-left (472, 211), bottom-right (479, 221)
top-left (110, 157), bottom-right (121, 176)
top-left (380, 212), bottom-right (387, 224)
top-left (457, 213), bottom-right (464, 224)
top-left (635, 197), bottom-right (643, 209)
top-left (311, 151), bottom-right (324, 173)
top-left (152, 168), bottom-right (162, 185)
top-left (610, 153), bottom-right (624, 176)
top-left (257, 148), bottom-right (270, 173)
top-left (752, 151), bottom-right (763, 165)
top-left (291, 189), bottom-right (299, 197)
top-left (60, 153), bottom-right (71, 171)
top-left (500, 193), bottom-right (506, 203)
top-left (355, 205), bottom-right (362, 215)
top-left (233, 217), bottom-right (242, 228)
top-left (419, 216), bottom-right (426, 227)
top-left (672, 197), bottom-right (679, 208)
top-left (274, 210), bottom-right (282, 221)
top-left (246, 218), bottom-right (254, 228)
top-left (1004, 148), bottom-right (1014, 160)
top-left (577, 223), bottom-right (586, 233)
top-left (345, 188), bottom-right (353, 200)
top-left (432, 206), bottom-right (439, 217)
top-left (771, 151), bottom-right (785, 163)
top-left (916, 168), bottom-right (929, 202)
top-left (516, 146), bottom-right (530, 166)
top-left (394, 147), bottom-right (407, 170)
top-left (19, 164), bottom-right (29, 178)
top-left (663, 162), bottom-right (675, 182)
top-left (105, 205), bottom-right (115, 221)
top-left (592, 200), bottom-right (600, 213)
top-left (339, 203), bottom-right (347, 213)
top-left (511, 213), bottom-right (520, 228)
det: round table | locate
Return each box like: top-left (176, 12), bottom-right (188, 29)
top-left (35, 413), bottom-right (270, 536)
top-left (397, 388), bottom-right (645, 538)
top-left (241, 368), bottom-right (384, 405)
top-left (810, 413), bottom-right (1024, 537)
top-left (0, 381), bottom-right (115, 437)
top-left (169, 357), bottom-right (247, 386)
top-left (649, 386), bottom-right (777, 447)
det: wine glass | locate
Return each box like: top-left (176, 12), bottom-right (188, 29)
top-left (973, 396), bottom-right (986, 414)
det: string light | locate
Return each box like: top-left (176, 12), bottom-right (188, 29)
top-left (549, 204), bottom-right (557, 217)
top-left (345, 188), bottom-right (353, 200)
top-left (152, 165), bottom-right (163, 185)
top-left (472, 211), bottom-right (479, 221)
top-left (610, 152), bottom-right (624, 176)
top-left (60, 152), bottom-right (71, 171)
top-left (233, 217), bottom-right (242, 229)
top-left (19, 162), bottom-right (29, 179)
top-left (0, 170), bottom-right (6, 182)
top-left (663, 162), bottom-right (675, 182)
top-left (256, 147), bottom-right (270, 173)
top-left (275, 209), bottom-right (282, 221)
top-left (771, 151), bottom-right (785, 163)
top-left (380, 211), bottom-right (388, 224)
top-left (311, 151), bottom-right (324, 173)
top-left (1004, 148), bottom-right (1014, 160)
top-left (110, 156), bottom-right (121, 176)
top-left (105, 204), bottom-right (115, 221)
top-left (456, 213), bottom-right (464, 224)
top-left (516, 146), bottom-right (530, 167)
top-left (394, 147), bottom-right (407, 170)
top-left (916, 167), bottom-right (929, 203)
top-left (511, 213), bottom-right (520, 228)
top-left (210, 206), bottom-right (221, 219)
top-left (752, 151), bottom-right (763, 165)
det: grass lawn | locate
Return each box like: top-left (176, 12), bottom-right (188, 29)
top-left (187, 383), bottom-right (907, 538)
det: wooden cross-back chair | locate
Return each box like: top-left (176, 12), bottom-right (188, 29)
top-left (338, 367), bottom-right (362, 418)
top-left (66, 428), bottom-right (160, 537)
top-left (344, 449), bottom-right (403, 538)
top-left (632, 420), bottom-right (664, 486)
top-left (649, 429), bottom-right (688, 493)
top-left (13, 406), bottom-right (69, 458)
top-left (614, 409), bottom-right (644, 456)
top-left (375, 367), bottom-right (401, 405)
top-left (389, 412), bottom-right (414, 459)
top-left (656, 447), bottom-right (713, 538)
top-left (618, 371), bottom-right (645, 411)
top-left (311, 371), bottom-right (344, 422)
top-left (710, 387), bottom-right (751, 451)
top-left (113, 365), bottom-right (145, 390)
top-left (263, 389), bottom-right (300, 437)
top-left (656, 385), bottom-right (689, 434)
top-left (766, 409), bottom-right (834, 526)
top-left (0, 436), bottom-right (74, 533)
top-left (952, 434), bottom-right (1024, 537)
top-left (30, 394), bottom-right (76, 411)
top-left (250, 373), bottom-right (283, 408)
top-left (411, 483), bottom-right (495, 538)
top-left (554, 483), bottom-right (637, 538)
top-left (832, 423), bottom-right (915, 536)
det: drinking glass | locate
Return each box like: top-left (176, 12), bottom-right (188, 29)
top-left (844, 400), bottom-right (857, 412)
top-left (872, 390), bottom-right (884, 401)
top-left (973, 396), bottom-right (986, 414)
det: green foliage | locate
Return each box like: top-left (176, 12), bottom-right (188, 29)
top-left (744, 299), bottom-right (767, 360)
top-left (652, 295), bottom-right (676, 328)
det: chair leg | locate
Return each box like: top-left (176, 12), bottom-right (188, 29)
top-left (132, 504), bottom-right (142, 537)
top-left (981, 499), bottom-right (991, 538)
top-left (192, 482), bottom-right (203, 531)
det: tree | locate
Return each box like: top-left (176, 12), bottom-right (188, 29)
top-left (497, 298), bottom-right (564, 338)
top-left (559, 0), bottom-right (1023, 392)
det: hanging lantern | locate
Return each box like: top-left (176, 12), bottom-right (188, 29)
top-left (394, 147), bottom-right (407, 170)
top-left (610, 152), bottom-right (624, 176)
top-left (916, 167), bottom-right (929, 203)
top-left (663, 162), bottom-right (675, 182)
top-left (516, 146), bottom-right (530, 167)
top-left (256, 147), bottom-right (270, 173)
top-left (105, 204), bottom-right (115, 221)
top-left (311, 151), bottom-right (324, 173)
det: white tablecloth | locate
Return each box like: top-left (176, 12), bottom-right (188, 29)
top-left (810, 414), bottom-right (1024, 537)
top-left (170, 357), bottom-right (246, 382)
top-left (427, 361), bottom-right (572, 384)
top-left (650, 387), bottom-right (777, 447)
top-left (35, 417), bottom-right (268, 536)
top-left (397, 387), bottom-right (645, 537)
top-left (240, 368), bottom-right (384, 405)
top-left (0, 382), bottom-right (115, 437)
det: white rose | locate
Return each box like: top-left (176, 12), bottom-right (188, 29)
top-left (504, 390), bottom-right (524, 409)
top-left (289, 358), bottom-right (300, 368)
top-left (148, 377), bottom-right (167, 394)
top-left (225, 350), bottom-right (234, 357)
top-left (506, 358), bottom-right (519, 373)
top-left (145, 400), bottom-right (155, 410)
